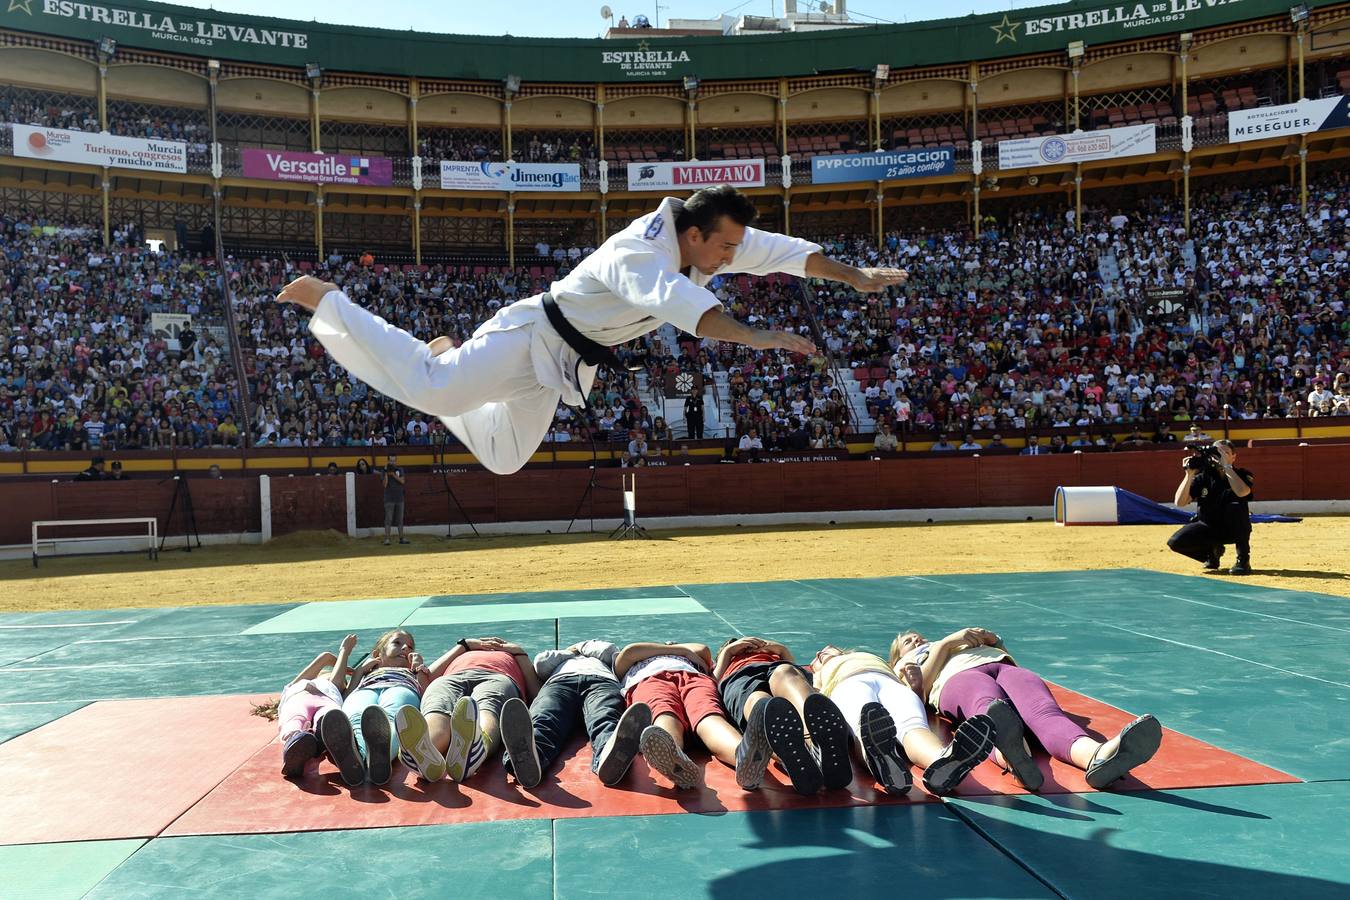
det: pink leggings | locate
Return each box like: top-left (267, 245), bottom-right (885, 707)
top-left (279, 691), bottom-right (341, 743)
top-left (938, 663), bottom-right (1088, 763)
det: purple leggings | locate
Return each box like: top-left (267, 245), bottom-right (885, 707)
top-left (938, 663), bottom-right (1088, 763)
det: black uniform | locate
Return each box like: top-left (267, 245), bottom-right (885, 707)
top-left (1167, 463), bottom-right (1254, 567)
top-left (684, 393), bottom-right (705, 441)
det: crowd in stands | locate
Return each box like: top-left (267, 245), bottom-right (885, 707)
top-left (3, 169), bottom-right (1348, 458)
top-left (0, 215), bottom-right (240, 452)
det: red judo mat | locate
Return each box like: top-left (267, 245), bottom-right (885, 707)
top-left (0, 694), bottom-right (276, 846)
top-left (162, 682), bottom-right (1299, 838)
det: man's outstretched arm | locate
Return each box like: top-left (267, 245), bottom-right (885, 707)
top-left (804, 252), bottom-right (909, 293)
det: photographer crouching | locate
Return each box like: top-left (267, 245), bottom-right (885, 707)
top-left (1167, 439), bottom-right (1254, 576)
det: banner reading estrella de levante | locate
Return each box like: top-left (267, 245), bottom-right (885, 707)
top-left (1229, 96), bottom-right (1350, 142)
top-left (241, 149), bottom-right (392, 186)
top-left (627, 159), bottom-right (765, 191)
top-left (12, 124), bottom-right (186, 173)
top-left (812, 148), bottom-right (956, 184)
top-left (997, 124), bottom-right (1156, 170)
top-left (439, 160), bottom-right (581, 192)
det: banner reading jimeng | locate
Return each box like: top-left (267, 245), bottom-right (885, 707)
top-left (0, 0), bottom-right (1319, 84)
top-left (812, 148), bottom-right (956, 185)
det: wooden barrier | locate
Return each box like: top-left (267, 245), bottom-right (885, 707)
top-left (4, 444), bottom-right (1347, 544)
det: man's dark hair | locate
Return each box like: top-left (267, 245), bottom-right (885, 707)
top-left (675, 185), bottom-right (758, 234)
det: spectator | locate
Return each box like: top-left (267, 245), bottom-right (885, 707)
top-left (75, 455), bottom-right (105, 481)
top-left (873, 422), bottom-right (898, 452)
top-left (107, 460), bottom-right (128, 480)
top-left (207, 463), bottom-right (224, 479)
top-left (959, 435), bottom-right (983, 451)
top-left (931, 434), bottom-right (956, 452)
top-left (1020, 435), bottom-right (1046, 456)
top-left (382, 454), bottom-right (408, 546)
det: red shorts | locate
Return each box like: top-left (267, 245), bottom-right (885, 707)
top-left (626, 670), bottom-right (726, 732)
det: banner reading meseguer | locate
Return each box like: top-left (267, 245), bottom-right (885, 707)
top-left (241, 149), bottom-right (393, 186)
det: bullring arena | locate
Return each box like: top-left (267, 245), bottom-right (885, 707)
top-left (1, 0), bottom-right (1349, 897)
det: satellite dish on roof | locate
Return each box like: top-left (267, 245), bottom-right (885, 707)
top-left (600, 5), bottom-right (612, 19)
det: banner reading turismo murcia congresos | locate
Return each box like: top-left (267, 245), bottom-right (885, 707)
top-left (240, 149), bottom-right (392, 186)
top-left (627, 160), bottom-right (765, 192)
top-left (997, 124), bottom-right (1156, 170)
top-left (12, 124), bottom-right (186, 173)
top-left (812, 148), bottom-right (956, 185)
top-left (439, 161), bottom-right (581, 192)
top-left (1229, 96), bottom-right (1350, 142)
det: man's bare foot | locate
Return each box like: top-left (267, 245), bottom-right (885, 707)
top-left (428, 336), bottom-right (453, 357)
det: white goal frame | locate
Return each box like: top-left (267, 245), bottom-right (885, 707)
top-left (31, 517), bottom-right (159, 567)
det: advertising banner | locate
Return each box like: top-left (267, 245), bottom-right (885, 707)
top-left (997, 124), bottom-right (1155, 170)
top-left (11, 124), bottom-right (186, 173)
top-left (240, 149), bottom-right (392, 186)
top-left (438, 160), bottom-right (581, 192)
top-left (150, 312), bottom-right (192, 351)
top-left (627, 159), bottom-right (765, 191)
top-left (812, 148), bottom-right (956, 184)
top-left (1229, 96), bottom-right (1350, 142)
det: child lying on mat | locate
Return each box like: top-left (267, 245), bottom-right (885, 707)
top-left (252, 633), bottom-right (360, 778)
top-left (889, 627), bottom-right (1162, 790)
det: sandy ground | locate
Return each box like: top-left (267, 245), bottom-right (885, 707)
top-left (2, 517), bottom-right (1347, 613)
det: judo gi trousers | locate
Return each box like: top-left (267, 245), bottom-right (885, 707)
top-left (310, 291), bottom-right (561, 475)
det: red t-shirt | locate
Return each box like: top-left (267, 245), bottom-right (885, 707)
top-left (721, 650), bottom-right (783, 683)
top-left (445, 649), bottom-right (526, 695)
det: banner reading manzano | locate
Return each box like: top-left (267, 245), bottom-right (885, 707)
top-left (241, 149), bottom-right (392, 186)
top-left (12, 123), bottom-right (186, 172)
top-left (627, 160), bottom-right (765, 191)
top-left (0, 0), bottom-right (1327, 84)
top-left (440, 160), bottom-right (581, 192)
top-left (812, 148), bottom-right (956, 184)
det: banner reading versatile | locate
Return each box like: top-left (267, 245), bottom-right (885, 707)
top-left (997, 124), bottom-right (1156, 170)
top-left (439, 160), bottom-right (581, 192)
top-left (812, 148), bottom-right (956, 184)
top-left (1228, 96), bottom-right (1350, 142)
top-left (627, 159), bottom-right (765, 191)
top-left (11, 124), bottom-right (186, 173)
top-left (241, 149), bottom-right (392, 186)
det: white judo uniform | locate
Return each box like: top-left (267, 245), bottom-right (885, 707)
top-left (308, 196), bottom-right (821, 474)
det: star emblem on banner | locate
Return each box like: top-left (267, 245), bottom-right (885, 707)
top-left (990, 14), bottom-right (1021, 44)
top-left (636, 40), bottom-right (651, 52)
top-left (7, 0), bottom-right (35, 14)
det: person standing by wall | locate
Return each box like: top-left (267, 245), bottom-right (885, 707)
top-left (382, 454), bottom-right (408, 546)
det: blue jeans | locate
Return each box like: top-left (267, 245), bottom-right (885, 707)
top-left (343, 685), bottom-right (420, 760)
top-left (504, 673), bottom-right (625, 776)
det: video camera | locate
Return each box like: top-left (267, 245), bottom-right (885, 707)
top-left (1184, 443), bottom-right (1223, 471)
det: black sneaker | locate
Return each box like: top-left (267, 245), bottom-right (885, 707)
top-left (1086, 714), bottom-right (1162, 789)
top-left (734, 696), bottom-right (773, 790)
top-left (500, 697), bottom-right (541, 789)
top-left (361, 705), bottom-right (393, 786)
top-left (803, 693), bottom-right (853, 791)
top-left (1203, 548), bottom-right (1223, 570)
top-left (595, 702), bottom-right (652, 786)
top-left (1229, 557), bottom-right (1252, 576)
top-left (984, 700), bottom-right (1043, 791)
top-left (922, 714), bottom-right (995, 796)
top-left (762, 696), bottom-right (822, 795)
top-left (281, 731), bottom-right (319, 778)
top-left (319, 712), bottom-right (365, 787)
top-left (859, 702), bottom-right (911, 795)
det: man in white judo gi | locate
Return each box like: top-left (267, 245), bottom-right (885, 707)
top-left (277, 185), bottom-right (907, 475)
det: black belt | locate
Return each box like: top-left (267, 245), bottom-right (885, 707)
top-left (541, 293), bottom-right (639, 371)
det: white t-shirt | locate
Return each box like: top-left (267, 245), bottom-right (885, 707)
top-left (621, 653), bottom-right (701, 693)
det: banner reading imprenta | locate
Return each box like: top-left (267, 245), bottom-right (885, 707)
top-left (997, 124), bottom-right (1155, 170)
top-left (11, 124), bottom-right (187, 173)
top-left (439, 160), bottom-right (581, 192)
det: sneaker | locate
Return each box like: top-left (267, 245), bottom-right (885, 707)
top-left (463, 733), bottom-right (490, 780)
top-left (500, 697), bottom-right (541, 788)
top-left (395, 705), bottom-right (446, 782)
top-left (763, 696), bottom-right (822, 795)
top-left (640, 724), bottom-right (698, 790)
top-left (595, 702), bottom-right (652, 787)
top-left (1229, 557), bottom-right (1252, 576)
top-left (399, 539), bottom-right (411, 545)
top-left (1203, 548), bottom-right (1223, 570)
top-left (1086, 714), bottom-right (1162, 789)
top-left (281, 731), bottom-right (319, 778)
top-left (859, 702), bottom-right (911, 795)
top-left (444, 696), bottom-right (480, 782)
top-left (803, 693), bottom-right (852, 791)
top-left (984, 699), bottom-right (1043, 791)
top-left (734, 696), bottom-right (773, 791)
top-left (361, 705), bottom-right (393, 785)
top-left (319, 712), bottom-right (365, 787)
top-left (922, 714), bottom-right (996, 796)
top-left (383, 538), bottom-right (391, 546)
